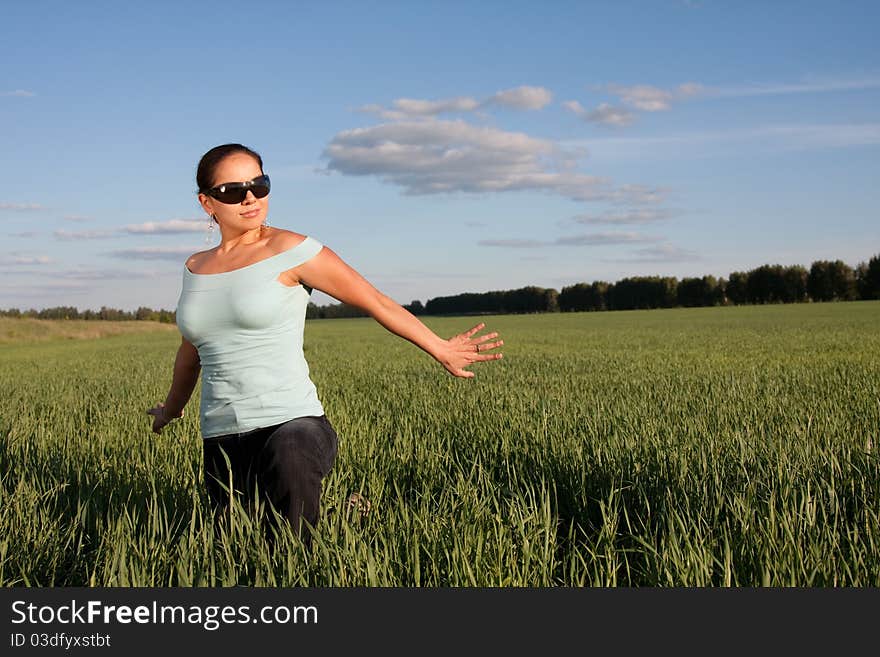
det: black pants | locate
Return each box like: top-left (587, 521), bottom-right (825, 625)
top-left (202, 414), bottom-right (338, 546)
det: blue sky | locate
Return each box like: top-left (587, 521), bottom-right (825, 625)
top-left (1, 0), bottom-right (878, 311)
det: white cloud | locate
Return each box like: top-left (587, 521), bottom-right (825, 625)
top-left (487, 86), bottom-right (553, 110)
top-left (577, 76), bottom-right (880, 123)
top-left (356, 104), bottom-right (407, 121)
top-left (54, 229), bottom-right (119, 240)
top-left (123, 219), bottom-right (207, 234)
top-left (0, 202), bottom-right (46, 211)
top-left (677, 82), bottom-right (703, 96)
top-left (8, 231), bottom-right (39, 238)
top-left (704, 76), bottom-right (880, 99)
top-left (365, 269), bottom-right (476, 280)
top-left (62, 215), bottom-right (92, 222)
top-left (53, 268), bottom-right (165, 280)
top-left (609, 185), bottom-right (669, 204)
top-left (397, 96), bottom-right (481, 116)
top-left (572, 209), bottom-right (672, 225)
top-left (1, 90), bottom-right (35, 97)
top-left (0, 282), bottom-right (90, 297)
top-left (359, 85), bottom-right (553, 119)
top-left (478, 232), bottom-right (663, 248)
top-left (608, 243), bottom-right (700, 263)
top-left (589, 103), bottom-right (635, 126)
top-left (54, 219), bottom-right (208, 240)
top-left (564, 82), bottom-right (699, 126)
top-left (605, 83), bottom-right (702, 111)
top-left (359, 97), bottom-right (480, 120)
top-left (567, 122), bottom-right (880, 160)
top-left (563, 74), bottom-right (880, 132)
top-left (755, 122), bottom-right (880, 149)
top-left (479, 239), bottom-right (548, 248)
top-left (555, 232), bottom-right (664, 246)
top-left (0, 253), bottom-right (53, 265)
top-left (323, 119), bottom-right (663, 204)
top-left (564, 100), bottom-right (635, 126)
top-left (1, 267), bottom-right (167, 280)
top-left (107, 246), bottom-right (198, 260)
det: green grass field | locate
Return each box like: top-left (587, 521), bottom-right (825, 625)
top-left (1, 302), bottom-right (878, 586)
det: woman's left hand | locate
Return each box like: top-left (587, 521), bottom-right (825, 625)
top-left (146, 402), bottom-right (183, 434)
top-left (436, 322), bottom-right (504, 378)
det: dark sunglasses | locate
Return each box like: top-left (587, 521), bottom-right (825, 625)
top-left (203, 174), bottom-right (271, 204)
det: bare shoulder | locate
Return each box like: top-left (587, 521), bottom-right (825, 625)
top-left (267, 227), bottom-right (309, 252)
top-left (185, 247), bottom-right (217, 271)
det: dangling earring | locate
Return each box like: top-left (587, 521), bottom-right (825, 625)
top-left (205, 215), bottom-right (215, 244)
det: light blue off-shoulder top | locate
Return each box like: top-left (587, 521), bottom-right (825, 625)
top-left (175, 236), bottom-right (325, 438)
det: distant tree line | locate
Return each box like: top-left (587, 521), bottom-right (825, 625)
top-left (2, 255), bottom-right (878, 320)
top-left (0, 301), bottom-right (407, 321)
top-left (0, 305), bottom-right (177, 322)
top-left (421, 255), bottom-right (880, 315)
top-left (424, 286), bottom-right (559, 315)
top-left (304, 299), bottom-right (425, 318)
top-left (305, 302), bottom-right (368, 319)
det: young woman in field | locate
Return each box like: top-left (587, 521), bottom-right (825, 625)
top-left (146, 143), bottom-right (504, 545)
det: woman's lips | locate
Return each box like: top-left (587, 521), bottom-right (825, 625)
top-left (240, 208), bottom-right (260, 218)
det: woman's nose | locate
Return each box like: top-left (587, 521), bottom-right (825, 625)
top-left (242, 190), bottom-right (257, 203)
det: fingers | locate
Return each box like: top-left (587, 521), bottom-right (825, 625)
top-left (462, 322), bottom-right (486, 339)
top-left (475, 339), bottom-right (504, 352)
top-left (442, 321), bottom-right (506, 377)
top-left (444, 362), bottom-right (475, 378)
top-left (146, 403), bottom-right (171, 433)
top-left (464, 327), bottom-right (502, 348)
top-left (454, 324), bottom-right (506, 353)
top-left (463, 337), bottom-right (503, 361)
top-left (472, 331), bottom-right (500, 343)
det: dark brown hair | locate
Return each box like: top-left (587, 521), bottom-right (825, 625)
top-left (196, 143), bottom-right (264, 193)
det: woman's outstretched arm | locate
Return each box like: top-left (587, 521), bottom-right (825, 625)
top-left (294, 246), bottom-right (503, 378)
top-left (146, 336), bottom-right (201, 433)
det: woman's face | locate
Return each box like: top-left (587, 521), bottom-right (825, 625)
top-left (198, 152), bottom-right (268, 230)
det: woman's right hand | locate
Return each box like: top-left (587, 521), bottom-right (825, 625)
top-left (436, 322), bottom-right (504, 378)
top-left (146, 402), bottom-right (183, 434)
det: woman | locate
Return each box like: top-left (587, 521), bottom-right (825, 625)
top-left (146, 143), bottom-right (504, 545)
